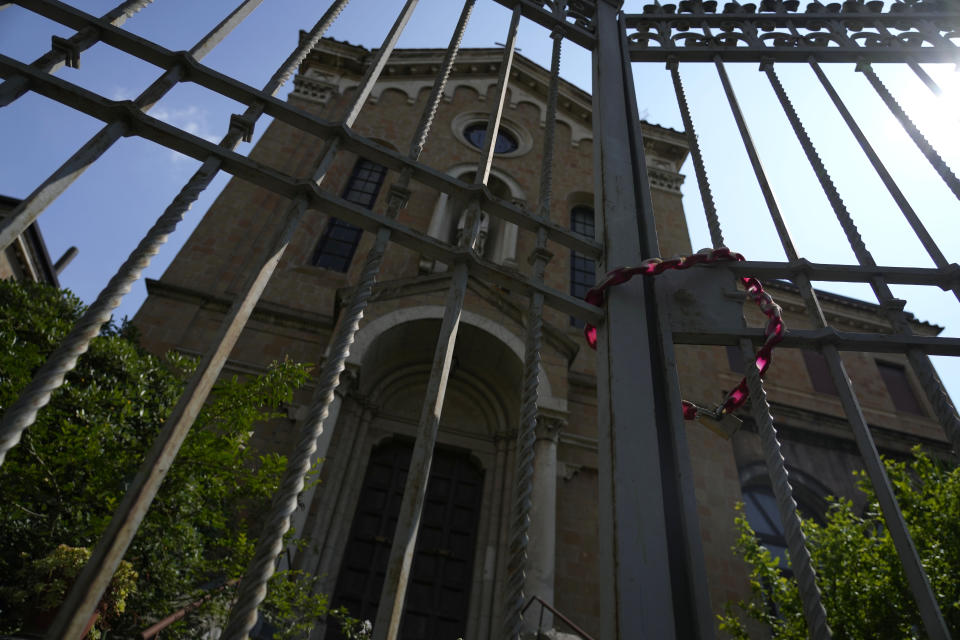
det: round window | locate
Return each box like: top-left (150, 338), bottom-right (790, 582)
top-left (463, 123), bottom-right (519, 154)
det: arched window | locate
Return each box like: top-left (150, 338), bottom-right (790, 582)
top-left (312, 158), bottom-right (387, 272)
top-left (570, 205), bottom-right (596, 327)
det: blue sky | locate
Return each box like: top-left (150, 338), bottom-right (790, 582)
top-left (1, 0), bottom-right (959, 402)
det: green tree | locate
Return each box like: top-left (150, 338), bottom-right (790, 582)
top-left (719, 448), bottom-right (960, 639)
top-left (0, 280), bottom-right (353, 637)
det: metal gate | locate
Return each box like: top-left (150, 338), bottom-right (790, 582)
top-left (0, 0), bottom-right (958, 638)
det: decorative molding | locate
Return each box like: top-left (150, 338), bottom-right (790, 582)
top-left (647, 166), bottom-right (686, 194)
top-left (291, 67), bottom-right (341, 106)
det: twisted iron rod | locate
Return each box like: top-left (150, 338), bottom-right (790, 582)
top-left (223, 1), bottom-right (481, 636)
top-left (504, 15), bottom-right (562, 638)
top-left (741, 340), bottom-right (832, 640)
top-left (668, 58), bottom-right (723, 250)
top-left (372, 9), bottom-right (520, 639)
top-left (0, 0), bottom-right (350, 468)
top-left (0, 0), bottom-right (265, 255)
top-left (38, 4), bottom-right (353, 637)
top-left (858, 62), bottom-right (960, 201)
top-left (221, 227), bottom-right (390, 640)
top-left (766, 60), bottom-right (952, 636)
top-left (807, 60), bottom-right (960, 305)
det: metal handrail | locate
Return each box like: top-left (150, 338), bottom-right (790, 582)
top-left (520, 594), bottom-right (596, 640)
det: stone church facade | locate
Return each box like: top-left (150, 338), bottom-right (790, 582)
top-left (132, 38), bottom-right (950, 639)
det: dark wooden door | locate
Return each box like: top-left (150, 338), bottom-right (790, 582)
top-left (329, 439), bottom-right (484, 640)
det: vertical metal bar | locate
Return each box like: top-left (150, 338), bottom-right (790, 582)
top-left (0, 0), bottom-right (154, 107)
top-left (713, 50), bottom-right (835, 638)
top-left (667, 56), bottom-right (723, 249)
top-left (858, 61), bottom-right (960, 201)
top-left (593, 1), bottom-right (704, 637)
top-left (371, 10), bottom-right (520, 639)
top-left (764, 59), bottom-right (952, 639)
top-left (740, 340), bottom-right (832, 640)
top-left (211, 3), bottom-right (425, 638)
top-left (504, 3), bottom-right (563, 636)
top-left (0, 0), bottom-right (350, 469)
top-left (37, 2), bottom-right (379, 637)
top-left (621, 16), bottom-right (714, 638)
top-left (808, 59), bottom-right (960, 304)
top-left (225, 0), bottom-right (482, 631)
top-left (0, 0), bottom-right (265, 255)
top-left (908, 61), bottom-right (944, 97)
top-left (283, 0), bottom-right (478, 574)
top-left (823, 343), bottom-right (951, 639)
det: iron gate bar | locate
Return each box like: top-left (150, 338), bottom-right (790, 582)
top-left (3, 0), bottom-right (605, 259)
top-left (593, 2), bottom-right (716, 637)
top-left (623, 2), bottom-right (960, 63)
top-left (37, 0), bottom-right (360, 635)
top-left (709, 27), bottom-right (847, 634)
top-left (726, 261), bottom-right (960, 289)
top-left (0, 0), bottom-right (153, 107)
top-left (667, 56), bottom-right (723, 249)
top-left (0, 55), bottom-right (605, 325)
top-left (676, 21), bottom-right (956, 631)
top-left (211, 1), bottom-right (423, 635)
top-left (672, 328), bottom-right (960, 355)
top-left (908, 60), bottom-right (943, 96)
top-left (618, 13), bottom-right (716, 637)
top-left (808, 58), bottom-right (959, 303)
top-left (0, 0), bottom-right (265, 288)
top-left (857, 61), bottom-right (960, 201)
top-left (669, 21), bottom-right (954, 629)
top-left (505, 3), bottom-right (564, 635)
top-left (225, 0), bottom-right (481, 636)
top-left (740, 339), bottom-right (832, 639)
top-left (371, 9), bottom-right (521, 639)
top-left (0, 0), bottom-right (356, 465)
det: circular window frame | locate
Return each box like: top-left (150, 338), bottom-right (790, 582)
top-left (451, 111), bottom-right (533, 159)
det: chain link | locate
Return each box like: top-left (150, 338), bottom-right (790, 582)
top-left (583, 247), bottom-right (785, 420)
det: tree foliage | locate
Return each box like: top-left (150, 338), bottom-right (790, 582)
top-left (0, 280), bottom-right (354, 637)
top-left (719, 448), bottom-right (960, 639)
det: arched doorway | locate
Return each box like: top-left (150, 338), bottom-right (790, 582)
top-left (313, 318), bottom-right (525, 640)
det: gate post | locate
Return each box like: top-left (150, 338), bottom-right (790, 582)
top-left (591, 2), bottom-right (713, 638)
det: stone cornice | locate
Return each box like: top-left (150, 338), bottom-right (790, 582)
top-left (293, 37), bottom-right (690, 165)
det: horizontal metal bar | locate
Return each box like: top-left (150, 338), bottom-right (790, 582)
top-left (629, 48), bottom-right (960, 64)
top-left (673, 327), bottom-right (960, 356)
top-left (0, 48), bottom-right (601, 261)
top-left (0, 52), bottom-right (601, 324)
top-left (727, 260), bottom-right (960, 290)
top-left (623, 11), bottom-right (960, 28)
top-left (489, 0), bottom-right (595, 49)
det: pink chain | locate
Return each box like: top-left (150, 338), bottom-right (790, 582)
top-left (582, 248), bottom-right (785, 421)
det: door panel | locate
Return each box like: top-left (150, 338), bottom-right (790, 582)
top-left (329, 440), bottom-right (484, 640)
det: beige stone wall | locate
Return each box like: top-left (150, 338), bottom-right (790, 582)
top-left (133, 44), bottom-right (951, 639)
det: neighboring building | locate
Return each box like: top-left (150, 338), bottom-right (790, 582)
top-left (133, 38), bottom-right (952, 639)
top-left (0, 195), bottom-right (64, 286)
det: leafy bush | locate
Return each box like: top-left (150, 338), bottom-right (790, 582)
top-left (719, 448), bottom-right (960, 639)
top-left (0, 280), bottom-right (347, 637)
